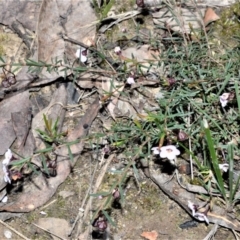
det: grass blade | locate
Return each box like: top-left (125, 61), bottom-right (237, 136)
top-left (203, 119), bottom-right (226, 200)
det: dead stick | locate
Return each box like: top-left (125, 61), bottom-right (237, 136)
top-left (77, 139), bottom-right (149, 239)
top-left (76, 154), bottom-right (115, 238)
top-left (32, 223), bottom-right (66, 240)
top-left (0, 219), bottom-right (30, 240)
top-left (68, 156), bottom-right (100, 236)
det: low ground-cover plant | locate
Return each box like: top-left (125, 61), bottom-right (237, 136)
top-left (95, 35), bottom-right (240, 227)
top-left (1, 3), bottom-right (240, 234)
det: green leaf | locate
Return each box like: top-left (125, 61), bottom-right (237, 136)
top-left (132, 163), bottom-right (139, 179)
top-left (178, 142), bottom-right (202, 169)
top-left (119, 184), bottom-right (125, 204)
top-left (27, 162), bottom-right (39, 175)
top-left (235, 81), bottom-right (240, 116)
top-left (0, 56), bottom-right (5, 63)
top-left (43, 114), bottom-right (52, 133)
top-left (35, 147), bottom-right (53, 153)
top-left (203, 119), bottom-right (226, 200)
top-left (9, 157), bottom-right (31, 166)
top-left (67, 145), bottom-right (74, 162)
top-left (103, 195), bottom-right (112, 208)
top-left (233, 173), bottom-right (240, 203)
top-left (228, 143), bottom-right (234, 204)
top-left (41, 154), bottom-right (49, 176)
top-left (52, 118), bottom-right (59, 133)
top-left (89, 192), bottom-right (110, 197)
top-left (102, 210), bottom-right (116, 227)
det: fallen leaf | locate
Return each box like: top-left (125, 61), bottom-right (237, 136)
top-left (0, 91), bottom-right (31, 155)
top-left (141, 230), bottom-right (158, 240)
top-left (36, 218), bottom-right (71, 240)
top-left (121, 45), bottom-right (159, 73)
top-left (37, 0), bottom-right (65, 80)
top-left (0, 0), bottom-right (39, 31)
top-left (152, 8), bottom-right (205, 34)
top-left (0, 96), bottom-right (100, 213)
top-left (203, 8), bottom-right (220, 26)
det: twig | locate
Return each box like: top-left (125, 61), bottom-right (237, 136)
top-left (77, 139), bottom-right (149, 239)
top-left (175, 169), bottom-right (187, 190)
top-left (32, 223), bottom-right (66, 240)
top-left (40, 199), bottom-right (57, 210)
top-left (76, 154), bottom-right (115, 238)
top-left (203, 223), bottom-right (218, 240)
top-left (68, 155), bottom-right (100, 236)
top-left (61, 34), bottom-right (116, 68)
top-left (99, 10), bottom-right (141, 33)
top-left (232, 229), bottom-right (240, 240)
top-left (0, 219), bottom-right (30, 240)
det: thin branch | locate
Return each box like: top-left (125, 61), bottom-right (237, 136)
top-left (32, 223), bottom-right (66, 240)
top-left (0, 219), bottom-right (30, 240)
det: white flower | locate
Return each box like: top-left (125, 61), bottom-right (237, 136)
top-left (219, 163), bottom-right (229, 172)
top-left (75, 47), bottom-right (87, 63)
top-left (194, 212), bottom-right (209, 224)
top-left (151, 147), bottom-right (160, 155)
top-left (126, 76), bottom-right (135, 85)
top-left (1, 196), bottom-right (8, 203)
top-left (188, 200), bottom-right (197, 216)
top-left (114, 46), bottom-right (121, 55)
top-left (2, 149), bottom-right (12, 184)
top-left (3, 165), bottom-right (11, 184)
top-left (188, 201), bottom-right (209, 224)
top-left (219, 93), bottom-right (230, 108)
top-left (3, 149), bottom-right (12, 165)
top-left (159, 145), bottom-right (180, 161)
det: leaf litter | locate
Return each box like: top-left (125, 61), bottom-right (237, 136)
top-left (0, 0), bottom-right (239, 239)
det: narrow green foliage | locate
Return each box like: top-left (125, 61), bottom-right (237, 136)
top-left (67, 145), bottom-right (74, 162)
top-left (228, 143), bottom-right (234, 204)
top-left (132, 163), bottom-right (139, 179)
top-left (0, 56), bottom-right (5, 63)
top-left (102, 210), bottom-right (116, 227)
top-left (119, 184), bottom-right (125, 204)
top-left (103, 195), bottom-right (113, 208)
top-left (9, 156), bottom-right (31, 166)
top-left (40, 154), bottom-right (49, 176)
top-left (27, 162), bottom-right (39, 175)
top-left (89, 192), bottom-right (110, 197)
top-left (234, 81), bottom-right (240, 115)
top-left (203, 119), bottom-right (226, 200)
top-left (36, 114), bottom-right (65, 144)
top-left (101, 0), bottom-right (115, 19)
top-left (35, 147), bottom-right (54, 154)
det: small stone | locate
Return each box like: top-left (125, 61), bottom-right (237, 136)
top-left (4, 229), bottom-right (12, 239)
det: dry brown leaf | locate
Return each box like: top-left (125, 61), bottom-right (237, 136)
top-left (0, 97), bottom-right (100, 213)
top-left (203, 8), bottom-right (220, 26)
top-left (36, 218), bottom-right (71, 240)
top-left (152, 8), bottom-right (205, 34)
top-left (141, 230), bottom-right (158, 240)
top-left (37, 0), bottom-right (65, 63)
top-left (0, 1), bottom-right (39, 32)
top-left (107, 84), bottom-right (125, 120)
